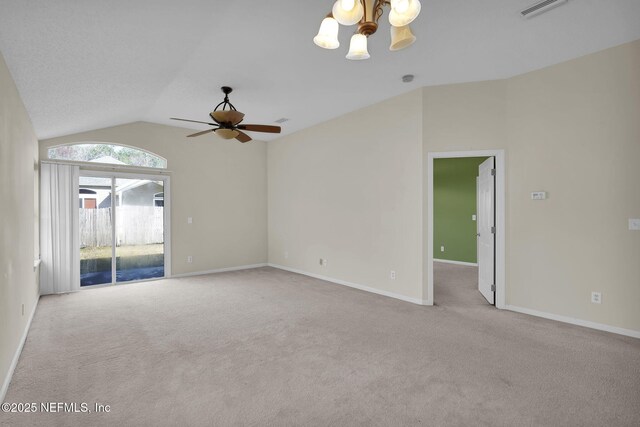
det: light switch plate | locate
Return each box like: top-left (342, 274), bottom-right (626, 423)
top-left (629, 219), bottom-right (640, 231)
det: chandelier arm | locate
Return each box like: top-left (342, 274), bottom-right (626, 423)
top-left (373, 0), bottom-right (389, 24)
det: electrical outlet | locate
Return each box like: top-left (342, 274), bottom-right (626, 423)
top-left (187, 256), bottom-right (193, 263)
top-left (319, 258), bottom-right (328, 267)
top-left (629, 219), bottom-right (640, 231)
top-left (284, 251), bottom-right (289, 259)
top-left (440, 246), bottom-right (445, 252)
top-left (591, 292), bottom-right (602, 304)
top-left (472, 214), bottom-right (476, 221)
top-left (390, 270), bottom-right (396, 280)
top-left (187, 217), bottom-right (193, 224)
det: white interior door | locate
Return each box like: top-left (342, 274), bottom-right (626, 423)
top-left (477, 157), bottom-right (495, 304)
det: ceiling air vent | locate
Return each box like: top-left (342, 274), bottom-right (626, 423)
top-left (520, 0), bottom-right (567, 19)
top-left (274, 118), bottom-right (289, 124)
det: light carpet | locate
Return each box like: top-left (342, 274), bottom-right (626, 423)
top-left (2, 265), bottom-right (639, 426)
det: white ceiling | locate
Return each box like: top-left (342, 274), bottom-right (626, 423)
top-left (1, 0), bottom-right (639, 141)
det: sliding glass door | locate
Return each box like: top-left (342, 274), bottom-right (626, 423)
top-left (79, 172), bottom-right (169, 287)
top-left (79, 176), bottom-right (113, 286)
top-left (115, 178), bottom-right (165, 283)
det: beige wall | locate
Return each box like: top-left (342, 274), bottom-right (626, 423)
top-left (504, 40), bottom-right (640, 330)
top-left (424, 40), bottom-right (640, 331)
top-left (40, 122), bottom-right (267, 275)
top-left (268, 90), bottom-right (424, 301)
top-left (269, 40), bottom-right (640, 332)
top-left (0, 52), bottom-right (39, 397)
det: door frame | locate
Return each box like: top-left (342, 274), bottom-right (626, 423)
top-left (426, 149), bottom-right (505, 308)
top-left (79, 169), bottom-right (171, 286)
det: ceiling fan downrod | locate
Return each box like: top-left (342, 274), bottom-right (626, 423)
top-left (214, 86), bottom-right (237, 112)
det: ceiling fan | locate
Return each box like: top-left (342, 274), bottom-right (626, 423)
top-left (170, 86), bottom-right (281, 143)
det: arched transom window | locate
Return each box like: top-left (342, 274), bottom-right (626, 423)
top-left (48, 143), bottom-right (167, 169)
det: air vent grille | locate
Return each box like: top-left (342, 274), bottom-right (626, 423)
top-left (274, 118), bottom-right (289, 124)
top-left (520, 0), bottom-right (567, 18)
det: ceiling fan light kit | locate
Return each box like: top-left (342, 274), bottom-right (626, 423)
top-left (215, 128), bottom-right (240, 140)
top-left (170, 86), bottom-right (281, 143)
top-left (314, 0), bottom-right (421, 60)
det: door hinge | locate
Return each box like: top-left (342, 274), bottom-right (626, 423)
top-left (491, 284), bottom-right (496, 292)
top-left (490, 168), bottom-right (496, 176)
top-left (491, 226), bottom-right (496, 234)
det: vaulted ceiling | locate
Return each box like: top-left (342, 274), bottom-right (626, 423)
top-left (1, 0), bottom-right (639, 140)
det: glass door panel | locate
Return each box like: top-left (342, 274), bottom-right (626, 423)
top-left (79, 176), bottom-right (113, 286)
top-left (114, 178), bottom-right (165, 282)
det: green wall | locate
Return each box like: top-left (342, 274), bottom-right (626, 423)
top-left (434, 157), bottom-right (488, 264)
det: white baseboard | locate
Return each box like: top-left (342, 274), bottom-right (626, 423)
top-left (268, 263), bottom-right (428, 306)
top-left (505, 305), bottom-right (640, 339)
top-left (1, 297), bottom-right (39, 403)
top-left (171, 263), bottom-right (267, 279)
top-left (434, 259), bottom-right (478, 267)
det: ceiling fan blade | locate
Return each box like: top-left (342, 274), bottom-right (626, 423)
top-left (235, 131), bottom-right (252, 143)
top-left (187, 129), bottom-right (216, 138)
top-left (237, 124), bottom-right (281, 134)
top-left (170, 117), bottom-right (217, 126)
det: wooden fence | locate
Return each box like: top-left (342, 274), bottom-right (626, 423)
top-left (79, 207), bottom-right (164, 247)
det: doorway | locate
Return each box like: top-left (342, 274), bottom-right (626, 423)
top-left (426, 150), bottom-right (505, 308)
top-left (79, 171), bottom-right (170, 287)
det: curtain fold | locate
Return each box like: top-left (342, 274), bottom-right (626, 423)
top-left (40, 163), bottom-right (80, 294)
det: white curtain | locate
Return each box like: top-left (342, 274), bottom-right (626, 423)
top-left (40, 163), bottom-right (80, 294)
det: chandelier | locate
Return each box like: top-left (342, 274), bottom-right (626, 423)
top-left (313, 0), bottom-right (421, 60)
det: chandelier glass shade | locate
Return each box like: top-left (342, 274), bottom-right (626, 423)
top-left (313, 0), bottom-right (421, 60)
top-left (313, 16), bottom-right (340, 49)
top-left (332, 0), bottom-right (365, 25)
top-left (389, 25), bottom-right (416, 51)
top-left (346, 33), bottom-right (370, 60)
top-left (388, 0), bottom-right (421, 26)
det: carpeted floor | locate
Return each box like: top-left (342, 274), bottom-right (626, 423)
top-left (2, 264), bottom-right (640, 426)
